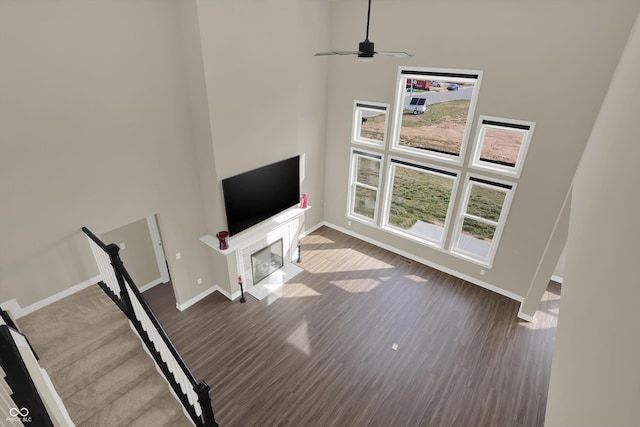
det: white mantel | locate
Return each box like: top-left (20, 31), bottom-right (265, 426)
top-left (200, 206), bottom-right (309, 300)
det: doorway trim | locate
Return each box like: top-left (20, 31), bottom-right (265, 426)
top-left (147, 215), bottom-right (170, 285)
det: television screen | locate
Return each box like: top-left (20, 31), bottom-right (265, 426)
top-left (222, 155), bottom-right (300, 236)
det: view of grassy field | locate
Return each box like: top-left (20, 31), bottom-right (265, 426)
top-left (387, 166), bottom-right (453, 231)
top-left (352, 95), bottom-right (509, 243)
top-left (399, 100), bottom-right (470, 155)
top-left (353, 156), bottom-right (381, 219)
top-left (359, 113), bottom-right (385, 141)
top-left (479, 127), bottom-right (523, 166)
top-left (383, 167), bottom-right (505, 241)
top-left (463, 184), bottom-right (506, 240)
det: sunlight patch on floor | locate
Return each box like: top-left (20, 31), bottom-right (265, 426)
top-left (330, 278), bottom-right (380, 293)
top-left (286, 320), bottom-right (310, 356)
top-left (304, 249), bottom-right (395, 274)
top-left (282, 282), bottom-right (321, 298)
top-left (405, 274), bottom-right (429, 283)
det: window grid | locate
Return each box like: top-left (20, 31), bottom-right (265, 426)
top-left (348, 150), bottom-right (384, 223)
top-left (450, 178), bottom-right (515, 266)
top-left (346, 66), bottom-right (531, 269)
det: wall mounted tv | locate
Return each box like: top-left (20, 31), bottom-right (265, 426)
top-left (222, 155), bottom-right (300, 236)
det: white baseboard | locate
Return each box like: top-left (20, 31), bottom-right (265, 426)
top-left (175, 283), bottom-right (245, 310)
top-left (138, 277), bottom-right (164, 293)
top-left (517, 310), bottom-right (535, 323)
top-left (550, 275), bottom-right (563, 284)
top-left (301, 221), bottom-right (325, 238)
top-left (1, 275), bottom-right (101, 319)
top-left (175, 286), bottom-right (218, 311)
top-left (323, 222), bottom-right (524, 303)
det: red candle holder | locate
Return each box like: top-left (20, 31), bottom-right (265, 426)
top-left (215, 231), bottom-right (229, 250)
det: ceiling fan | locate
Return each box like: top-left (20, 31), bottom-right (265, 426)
top-left (314, 0), bottom-right (413, 60)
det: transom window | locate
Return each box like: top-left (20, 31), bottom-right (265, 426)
top-left (352, 101), bottom-right (389, 146)
top-left (470, 116), bottom-right (535, 177)
top-left (390, 67), bottom-right (482, 164)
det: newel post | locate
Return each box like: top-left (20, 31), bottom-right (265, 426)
top-left (194, 381), bottom-right (218, 427)
top-left (105, 243), bottom-right (133, 317)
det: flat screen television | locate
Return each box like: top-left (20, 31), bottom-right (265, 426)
top-left (222, 155), bottom-right (300, 236)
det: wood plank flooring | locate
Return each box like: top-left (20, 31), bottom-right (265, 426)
top-left (144, 226), bottom-right (560, 427)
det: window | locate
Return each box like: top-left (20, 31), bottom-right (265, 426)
top-left (384, 159), bottom-right (458, 246)
top-left (470, 116), bottom-right (535, 177)
top-left (352, 101), bottom-right (389, 146)
top-left (451, 177), bottom-right (514, 265)
top-left (391, 67), bottom-right (482, 163)
top-left (346, 66), bottom-right (533, 269)
top-left (348, 150), bottom-right (383, 222)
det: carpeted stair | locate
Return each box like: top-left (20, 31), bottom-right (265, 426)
top-left (16, 285), bottom-right (193, 427)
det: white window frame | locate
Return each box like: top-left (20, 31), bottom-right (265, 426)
top-left (352, 101), bottom-right (390, 147)
top-left (450, 175), bottom-right (516, 267)
top-left (381, 158), bottom-right (460, 248)
top-left (389, 66), bottom-right (483, 165)
top-left (347, 149), bottom-right (385, 224)
top-left (470, 116), bottom-right (536, 178)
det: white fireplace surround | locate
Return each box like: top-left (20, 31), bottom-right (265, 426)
top-left (200, 206), bottom-right (308, 299)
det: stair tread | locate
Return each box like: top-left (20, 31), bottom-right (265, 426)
top-left (51, 330), bottom-right (142, 399)
top-left (76, 370), bottom-right (180, 427)
top-left (65, 350), bottom-right (156, 423)
top-left (17, 286), bottom-right (130, 368)
top-left (127, 390), bottom-right (194, 427)
top-left (16, 284), bottom-right (201, 427)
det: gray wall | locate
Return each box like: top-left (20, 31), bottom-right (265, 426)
top-left (545, 10), bottom-right (640, 426)
top-left (101, 218), bottom-right (160, 289)
top-left (0, 0), bottom-right (212, 307)
top-left (0, 0), bottom-right (329, 307)
top-left (322, 0), bottom-right (640, 302)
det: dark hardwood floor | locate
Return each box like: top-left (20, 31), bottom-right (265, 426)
top-left (144, 226), bottom-right (560, 427)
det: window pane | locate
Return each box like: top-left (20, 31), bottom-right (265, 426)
top-left (356, 156), bottom-right (380, 187)
top-left (458, 218), bottom-right (496, 259)
top-left (387, 165), bottom-right (454, 242)
top-left (358, 110), bottom-right (386, 143)
top-left (479, 127), bottom-right (526, 167)
top-left (466, 184), bottom-right (506, 221)
top-left (354, 186), bottom-right (377, 219)
top-left (399, 78), bottom-right (475, 156)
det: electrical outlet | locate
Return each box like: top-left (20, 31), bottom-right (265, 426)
top-left (392, 343), bottom-right (399, 351)
top-left (119, 242), bottom-right (126, 249)
top-left (176, 252), bottom-right (181, 260)
top-left (480, 269), bottom-right (485, 276)
top-left (197, 278), bottom-right (202, 285)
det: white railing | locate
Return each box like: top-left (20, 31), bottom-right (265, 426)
top-left (86, 237), bottom-right (120, 298)
top-left (124, 276), bottom-right (202, 416)
top-left (0, 318), bottom-right (75, 427)
top-left (82, 226), bottom-right (217, 427)
top-left (1, 365), bottom-right (26, 427)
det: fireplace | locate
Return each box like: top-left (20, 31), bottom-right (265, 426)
top-left (251, 239), bottom-right (284, 284)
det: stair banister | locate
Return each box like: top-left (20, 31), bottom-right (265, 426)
top-left (0, 316), bottom-right (73, 426)
top-left (81, 226), bottom-right (218, 427)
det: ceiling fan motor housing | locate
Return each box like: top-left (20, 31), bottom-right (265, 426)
top-left (358, 40), bottom-right (375, 57)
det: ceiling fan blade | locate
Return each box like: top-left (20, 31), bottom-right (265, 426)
top-left (314, 51), bottom-right (360, 56)
top-left (376, 51), bottom-right (414, 58)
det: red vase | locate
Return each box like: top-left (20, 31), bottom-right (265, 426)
top-left (300, 194), bottom-right (308, 209)
top-left (215, 231), bottom-right (229, 250)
